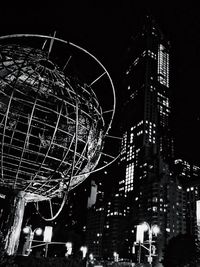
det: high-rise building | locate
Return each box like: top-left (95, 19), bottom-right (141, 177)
top-left (86, 179), bottom-right (105, 258)
top-left (174, 159), bottom-right (200, 240)
top-left (103, 15), bottom-right (187, 265)
top-left (85, 168), bottom-right (119, 259)
top-left (81, 15), bottom-right (200, 266)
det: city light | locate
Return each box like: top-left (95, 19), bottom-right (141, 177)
top-left (22, 226), bottom-right (43, 256)
top-left (113, 251), bottom-right (119, 262)
top-left (141, 222), bottom-right (160, 236)
top-left (151, 225), bottom-right (160, 236)
top-left (43, 226), bottom-right (53, 243)
top-left (89, 253), bottom-right (94, 261)
top-left (136, 225), bottom-right (145, 243)
top-left (135, 222), bottom-right (160, 266)
top-left (65, 242), bottom-right (72, 256)
top-left (23, 226), bottom-right (31, 235)
top-left (35, 228), bottom-right (43, 236)
top-left (80, 246), bottom-right (88, 258)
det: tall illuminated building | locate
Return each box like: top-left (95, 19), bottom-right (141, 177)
top-left (84, 15), bottom-right (191, 264)
top-left (114, 15), bottom-right (187, 264)
top-left (174, 159), bottom-right (200, 241)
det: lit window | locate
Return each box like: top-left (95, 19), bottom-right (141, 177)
top-left (152, 197), bottom-right (158, 202)
top-left (152, 206), bottom-right (157, 212)
top-left (157, 44), bottom-right (169, 87)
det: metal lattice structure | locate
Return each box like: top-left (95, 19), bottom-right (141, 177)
top-left (0, 34), bottom-right (117, 204)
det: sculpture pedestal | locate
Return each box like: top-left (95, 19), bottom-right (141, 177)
top-left (2, 191), bottom-right (26, 255)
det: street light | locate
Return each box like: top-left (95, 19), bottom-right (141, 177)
top-left (134, 222), bottom-right (160, 266)
top-left (22, 226), bottom-right (43, 256)
top-left (88, 253), bottom-right (95, 267)
top-left (80, 246), bottom-right (88, 258)
top-left (65, 242), bottom-right (72, 257)
top-left (22, 225), bottom-right (53, 257)
top-left (43, 226), bottom-right (53, 257)
top-left (113, 251), bottom-right (119, 262)
top-left (89, 253), bottom-right (94, 262)
top-left (141, 222), bottom-right (160, 266)
top-left (23, 226), bottom-right (74, 258)
top-left (141, 222), bottom-right (160, 237)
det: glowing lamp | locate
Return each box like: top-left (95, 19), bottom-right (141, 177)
top-left (35, 228), bottom-right (43, 236)
top-left (136, 225), bottom-right (145, 243)
top-left (89, 253), bottom-right (94, 261)
top-left (23, 226), bottom-right (31, 235)
top-left (65, 242), bottom-right (72, 255)
top-left (141, 222), bottom-right (149, 232)
top-left (43, 226), bottom-right (53, 243)
top-left (80, 246), bottom-right (88, 258)
top-left (152, 225), bottom-right (160, 236)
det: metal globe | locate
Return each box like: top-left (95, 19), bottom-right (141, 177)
top-left (0, 34), bottom-right (117, 255)
top-left (0, 42), bottom-right (105, 201)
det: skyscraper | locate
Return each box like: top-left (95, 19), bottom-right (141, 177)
top-left (86, 179), bottom-right (105, 258)
top-left (112, 15), bottom-right (187, 265)
top-left (174, 159), bottom-right (200, 240)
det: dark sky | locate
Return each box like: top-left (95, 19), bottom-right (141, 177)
top-left (1, 1), bottom-right (200, 162)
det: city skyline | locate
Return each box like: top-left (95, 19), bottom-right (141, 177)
top-left (0, 4), bottom-right (200, 265)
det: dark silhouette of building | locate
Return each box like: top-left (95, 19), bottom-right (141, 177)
top-left (174, 159), bottom-right (200, 245)
top-left (86, 179), bottom-right (105, 258)
top-left (95, 15), bottom-right (187, 266)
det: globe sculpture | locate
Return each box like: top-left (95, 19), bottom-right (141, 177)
top-left (0, 34), bottom-right (117, 255)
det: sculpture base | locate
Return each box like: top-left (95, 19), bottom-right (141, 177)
top-left (0, 190), bottom-right (26, 255)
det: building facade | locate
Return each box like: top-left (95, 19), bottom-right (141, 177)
top-left (84, 15), bottom-right (200, 266)
top-left (105, 15), bottom-right (187, 265)
top-left (86, 179), bottom-right (105, 258)
top-left (174, 159), bottom-right (200, 241)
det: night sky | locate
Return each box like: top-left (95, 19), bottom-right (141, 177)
top-left (1, 1), bottom-right (200, 163)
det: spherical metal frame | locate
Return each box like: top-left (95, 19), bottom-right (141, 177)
top-left (0, 34), bottom-right (119, 220)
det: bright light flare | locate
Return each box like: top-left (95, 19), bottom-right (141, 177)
top-left (80, 246), bottom-right (88, 258)
top-left (35, 228), bottom-right (43, 236)
top-left (140, 222), bottom-right (160, 236)
top-left (152, 225), bottom-right (160, 236)
top-left (65, 242), bottom-right (72, 255)
top-left (23, 226), bottom-right (31, 234)
top-left (140, 222), bottom-right (149, 232)
top-left (43, 226), bottom-right (53, 242)
top-left (89, 253), bottom-right (94, 261)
